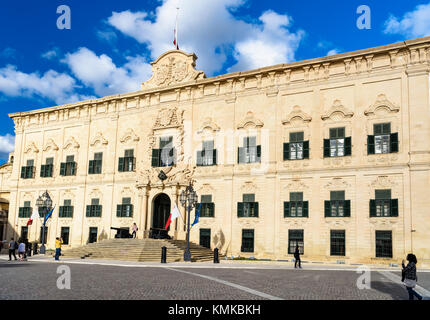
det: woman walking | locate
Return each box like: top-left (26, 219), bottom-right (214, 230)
top-left (131, 223), bottom-right (138, 239)
top-left (402, 253), bottom-right (422, 300)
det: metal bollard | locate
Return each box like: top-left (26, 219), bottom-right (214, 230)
top-left (161, 246), bottom-right (167, 263)
top-left (214, 248), bottom-right (219, 264)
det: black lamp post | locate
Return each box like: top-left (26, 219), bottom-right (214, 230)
top-left (179, 182), bottom-right (198, 262)
top-left (36, 190), bottom-right (52, 254)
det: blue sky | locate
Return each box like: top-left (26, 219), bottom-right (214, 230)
top-left (1, 0), bottom-right (430, 163)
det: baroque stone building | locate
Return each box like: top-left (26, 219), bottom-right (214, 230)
top-left (2, 36), bottom-right (430, 266)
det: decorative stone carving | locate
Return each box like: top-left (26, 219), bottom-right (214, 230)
top-left (197, 183), bottom-right (215, 195)
top-left (364, 94), bottom-right (400, 116)
top-left (282, 106), bottom-right (312, 125)
top-left (369, 176), bottom-right (397, 189)
top-left (153, 107), bottom-right (184, 130)
top-left (284, 179), bottom-right (309, 191)
top-left (321, 100), bottom-right (354, 121)
top-left (63, 137), bottom-right (80, 150)
top-left (324, 178), bottom-right (350, 189)
top-left (24, 142), bottom-right (39, 154)
top-left (237, 112), bottom-right (264, 129)
top-left (197, 118), bottom-right (220, 134)
top-left (240, 181), bottom-right (258, 193)
top-left (142, 50), bottom-right (206, 89)
top-left (89, 188), bottom-right (103, 201)
top-left (120, 129), bottom-right (139, 144)
top-left (90, 132), bottom-right (108, 147)
top-left (43, 139), bottom-right (59, 152)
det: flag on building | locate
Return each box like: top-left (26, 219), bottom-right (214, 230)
top-left (173, 7), bottom-right (179, 50)
top-left (191, 203), bottom-right (202, 228)
top-left (27, 207), bottom-right (40, 226)
top-left (164, 204), bottom-right (182, 230)
top-left (43, 206), bottom-right (56, 225)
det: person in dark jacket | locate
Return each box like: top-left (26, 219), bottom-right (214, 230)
top-left (402, 253), bottom-right (422, 300)
top-left (294, 245), bottom-right (302, 269)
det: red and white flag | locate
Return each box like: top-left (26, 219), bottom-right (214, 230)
top-left (164, 204), bottom-right (182, 230)
top-left (27, 207), bottom-right (40, 226)
top-left (173, 7), bottom-right (179, 50)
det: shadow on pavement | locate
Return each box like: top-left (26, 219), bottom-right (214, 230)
top-left (371, 281), bottom-right (407, 300)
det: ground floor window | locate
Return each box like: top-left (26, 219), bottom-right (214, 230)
top-left (61, 227), bottom-right (70, 245)
top-left (330, 230), bottom-right (345, 256)
top-left (288, 229), bottom-right (304, 254)
top-left (375, 231), bottom-right (392, 258)
top-left (89, 227), bottom-right (98, 243)
top-left (21, 226), bottom-right (28, 240)
top-left (199, 228), bottom-right (211, 249)
top-left (241, 229), bottom-right (254, 253)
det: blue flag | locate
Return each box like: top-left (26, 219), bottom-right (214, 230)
top-left (191, 203), bottom-right (202, 228)
top-left (43, 206), bottom-right (56, 225)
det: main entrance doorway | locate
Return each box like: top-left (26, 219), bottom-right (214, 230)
top-left (152, 193), bottom-right (171, 230)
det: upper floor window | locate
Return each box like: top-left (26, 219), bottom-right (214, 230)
top-left (370, 189), bottom-right (398, 217)
top-left (284, 132), bottom-right (309, 161)
top-left (21, 159), bottom-right (35, 179)
top-left (284, 192), bottom-right (309, 218)
top-left (19, 201), bottom-right (32, 218)
top-left (324, 128), bottom-right (351, 158)
top-left (152, 137), bottom-right (176, 167)
top-left (117, 197), bottom-right (133, 218)
top-left (198, 195), bottom-right (215, 218)
top-left (118, 149), bottom-right (135, 172)
top-left (197, 141), bottom-right (217, 166)
top-left (325, 191), bottom-right (351, 217)
top-left (89, 152), bottom-right (103, 175)
top-left (238, 137), bottom-right (261, 164)
top-left (237, 194), bottom-right (259, 218)
top-left (60, 155), bottom-right (77, 176)
top-left (368, 123), bottom-right (398, 155)
top-left (86, 199), bottom-right (102, 218)
top-left (59, 199), bottom-right (74, 218)
top-left (40, 158), bottom-right (54, 178)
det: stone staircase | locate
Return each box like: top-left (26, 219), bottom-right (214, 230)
top-left (60, 238), bottom-right (219, 262)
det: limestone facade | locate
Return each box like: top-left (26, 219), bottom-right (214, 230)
top-left (3, 37), bottom-right (430, 266)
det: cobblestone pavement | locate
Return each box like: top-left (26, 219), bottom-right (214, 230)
top-left (0, 257), bottom-right (428, 300)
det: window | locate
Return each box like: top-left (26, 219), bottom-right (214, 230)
top-left (89, 227), bottom-right (98, 243)
top-left (325, 191), bottom-right (351, 217)
top-left (60, 156), bottom-right (76, 176)
top-left (89, 153), bottom-right (103, 174)
top-left (41, 158), bottom-right (54, 178)
top-left (368, 123), bottom-right (398, 155)
top-left (21, 159), bottom-right (35, 179)
top-left (86, 198), bottom-right (102, 218)
top-left (118, 150), bottom-right (135, 172)
top-left (284, 132), bottom-right (309, 160)
top-left (117, 198), bottom-right (133, 218)
top-left (370, 189), bottom-right (398, 217)
top-left (197, 141), bottom-right (217, 166)
top-left (375, 231), bottom-right (392, 258)
top-left (330, 230), bottom-right (345, 256)
top-left (59, 199), bottom-right (74, 218)
top-left (61, 227), bottom-right (70, 245)
top-left (152, 137), bottom-right (175, 167)
top-left (284, 192), bottom-right (308, 218)
top-left (238, 137), bottom-right (261, 164)
top-left (241, 229), bottom-right (254, 252)
top-left (288, 230), bottom-right (304, 254)
top-left (324, 128), bottom-right (351, 158)
top-left (238, 194), bottom-right (259, 218)
top-left (199, 228), bottom-right (211, 249)
top-left (21, 226), bottom-right (28, 240)
top-left (198, 195), bottom-right (215, 218)
top-left (18, 201), bottom-right (32, 218)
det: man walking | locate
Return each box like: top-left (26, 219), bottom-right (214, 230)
top-left (8, 238), bottom-right (17, 261)
top-left (294, 244), bottom-right (302, 269)
top-left (55, 237), bottom-right (63, 261)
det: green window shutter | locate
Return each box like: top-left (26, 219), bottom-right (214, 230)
top-left (60, 163), bottom-right (66, 176)
top-left (59, 207), bottom-right (64, 217)
top-left (88, 160), bottom-right (94, 174)
top-left (40, 165), bottom-right (45, 178)
top-left (367, 135), bottom-right (375, 155)
top-left (71, 162), bottom-right (76, 175)
top-left (344, 137), bottom-right (352, 156)
top-left (96, 160), bottom-right (102, 174)
top-left (116, 205), bottom-right (122, 217)
top-left (391, 199), bottom-right (398, 217)
top-left (284, 202), bottom-right (290, 217)
top-left (303, 141), bottom-right (310, 159)
top-left (370, 200), bottom-right (376, 217)
top-left (70, 207), bottom-right (74, 217)
top-left (209, 203), bottom-right (215, 217)
top-left (19, 207), bottom-right (23, 217)
top-left (237, 202), bottom-right (244, 217)
top-left (256, 145), bottom-right (261, 161)
top-left (283, 143), bottom-right (290, 161)
top-left (86, 205), bottom-right (91, 217)
top-left (323, 139), bottom-right (330, 158)
top-left (237, 147), bottom-right (242, 163)
top-left (303, 201), bottom-right (309, 217)
top-left (344, 200), bottom-right (351, 217)
top-left (254, 202), bottom-right (259, 217)
top-left (129, 205), bottom-right (134, 217)
top-left (196, 151), bottom-right (202, 166)
top-left (21, 167), bottom-right (25, 179)
top-left (97, 205), bottom-right (102, 217)
top-left (324, 200), bottom-right (331, 217)
top-left (390, 133), bottom-right (399, 153)
top-left (118, 157), bottom-right (124, 172)
top-left (47, 165), bottom-right (53, 177)
top-left (152, 149), bottom-right (160, 167)
top-left (213, 149), bottom-right (217, 165)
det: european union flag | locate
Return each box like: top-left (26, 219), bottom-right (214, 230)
top-left (43, 206), bottom-right (56, 225)
top-left (191, 203), bottom-right (202, 228)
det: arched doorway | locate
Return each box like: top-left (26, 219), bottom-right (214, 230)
top-left (152, 193), bottom-right (171, 230)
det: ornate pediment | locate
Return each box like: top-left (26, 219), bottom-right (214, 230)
top-left (43, 139), bottom-right (59, 152)
top-left (240, 181), bottom-right (258, 193)
top-left (237, 112), bottom-right (264, 130)
top-left (142, 50), bottom-right (206, 89)
top-left (369, 175), bottom-right (397, 189)
top-left (153, 107), bottom-right (184, 130)
top-left (24, 142), bottom-right (39, 154)
top-left (282, 106), bottom-right (312, 125)
top-left (197, 117), bottom-right (220, 134)
top-left (63, 137), bottom-right (80, 150)
top-left (321, 100), bottom-right (354, 121)
top-left (90, 132), bottom-right (108, 147)
top-left (324, 178), bottom-right (351, 190)
top-left (120, 129), bottom-right (139, 144)
top-left (364, 94), bottom-right (400, 116)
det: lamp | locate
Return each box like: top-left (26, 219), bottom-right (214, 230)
top-left (179, 182), bottom-right (198, 262)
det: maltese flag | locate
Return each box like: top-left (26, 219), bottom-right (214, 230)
top-left (27, 207), bottom-right (40, 226)
top-left (164, 204), bottom-right (182, 230)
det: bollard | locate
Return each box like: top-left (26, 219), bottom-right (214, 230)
top-left (214, 248), bottom-right (219, 264)
top-left (161, 246), bottom-right (167, 263)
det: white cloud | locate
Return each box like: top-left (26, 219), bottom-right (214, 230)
top-left (384, 3), bottom-right (430, 38)
top-left (0, 65), bottom-right (89, 105)
top-left (107, 0), bottom-right (304, 75)
top-left (0, 134), bottom-right (14, 154)
top-left (0, 47), bottom-right (16, 59)
top-left (327, 49), bottom-right (340, 56)
top-left (42, 48), bottom-right (61, 60)
top-left (63, 47), bottom-right (152, 97)
top-left (97, 29), bottom-right (118, 43)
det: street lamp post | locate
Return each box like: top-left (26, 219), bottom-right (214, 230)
top-left (179, 182), bottom-right (198, 262)
top-left (36, 190), bottom-right (52, 255)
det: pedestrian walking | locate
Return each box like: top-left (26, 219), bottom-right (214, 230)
top-left (294, 244), bottom-right (302, 269)
top-left (402, 253), bottom-right (422, 300)
top-left (55, 237), bottom-right (63, 261)
top-left (132, 223), bottom-right (138, 239)
top-left (17, 239), bottom-right (26, 261)
top-left (8, 238), bottom-right (17, 261)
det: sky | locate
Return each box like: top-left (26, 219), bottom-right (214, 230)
top-left (1, 0), bottom-right (430, 163)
